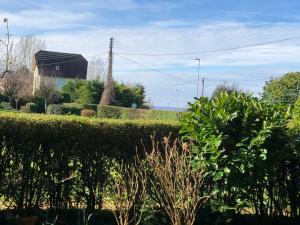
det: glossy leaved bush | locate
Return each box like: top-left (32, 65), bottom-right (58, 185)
top-left (180, 92), bottom-right (298, 216)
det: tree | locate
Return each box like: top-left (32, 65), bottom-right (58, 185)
top-left (211, 82), bottom-right (241, 98)
top-left (114, 83), bottom-right (145, 108)
top-left (61, 79), bottom-right (104, 104)
top-left (14, 35), bottom-right (46, 71)
top-left (0, 67), bottom-right (33, 108)
top-left (262, 72), bottom-right (300, 105)
top-left (61, 79), bottom-right (145, 107)
top-left (35, 76), bottom-right (60, 112)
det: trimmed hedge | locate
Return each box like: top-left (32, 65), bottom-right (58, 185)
top-left (46, 104), bottom-right (181, 121)
top-left (46, 104), bottom-right (64, 115)
top-left (20, 103), bottom-right (37, 113)
top-left (97, 105), bottom-right (181, 120)
top-left (0, 102), bottom-right (14, 111)
top-left (0, 111), bottom-right (179, 210)
top-left (81, 109), bottom-right (96, 117)
top-left (62, 103), bottom-right (83, 115)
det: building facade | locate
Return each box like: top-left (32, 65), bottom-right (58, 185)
top-left (33, 50), bottom-right (88, 95)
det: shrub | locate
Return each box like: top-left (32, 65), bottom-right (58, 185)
top-left (97, 105), bottom-right (122, 119)
top-left (46, 104), bottom-right (64, 115)
top-left (0, 93), bottom-right (8, 102)
top-left (84, 103), bottom-right (98, 112)
top-left (26, 103), bottom-right (37, 113)
top-left (0, 111), bottom-right (179, 210)
top-left (63, 103), bottom-right (83, 115)
top-left (0, 102), bottom-right (14, 111)
top-left (81, 109), bottom-right (96, 117)
top-left (19, 103), bottom-right (37, 113)
top-left (180, 92), bottom-right (293, 215)
top-left (31, 96), bottom-right (46, 113)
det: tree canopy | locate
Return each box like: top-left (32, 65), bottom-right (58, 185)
top-left (61, 79), bottom-right (146, 108)
top-left (261, 72), bottom-right (300, 105)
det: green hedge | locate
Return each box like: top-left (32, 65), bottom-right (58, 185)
top-left (20, 103), bottom-right (37, 113)
top-left (97, 105), bottom-right (181, 120)
top-left (0, 102), bottom-right (14, 111)
top-left (0, 111), bottom-right (179, 210)
top-left (47, 103), bottom-right (98, 115)
top-left (46, 104), bottom-right (181, 121)
top-left (62, 103), bottom-right (84, 115)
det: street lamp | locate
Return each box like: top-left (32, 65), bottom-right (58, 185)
top-left (3, 18), bottom-right (10, 72)
top-left (194, 58), bottom-right (200, 97)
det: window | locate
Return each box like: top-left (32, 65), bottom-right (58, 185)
top-left (55, 65), bottom-right (59, 71)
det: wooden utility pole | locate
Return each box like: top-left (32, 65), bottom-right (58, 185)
top-left (100, 37), bottom-right (115, 105)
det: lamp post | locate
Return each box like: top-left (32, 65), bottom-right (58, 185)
top-left (3, 18), bottom-right (10, 72)
top-left (194, 58), bottom-right (200, 97)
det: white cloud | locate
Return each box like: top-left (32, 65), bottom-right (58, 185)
top-left (0, 8), bottom-right (94, 30)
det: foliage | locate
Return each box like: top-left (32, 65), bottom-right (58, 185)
top-left (35, 78), bottom-right (62, 111)
top-left (46, 104), bottom-right (64, 115)
top-left (81, 109), bottom-right (96, 117)
top-left (84, 103), bottom-right (98, 112)
top-left (180, 92), bottom-right (296, 216)
top-left (25, 103), bottom-right (37, 113)
top-left (61, 80), bottom-right (146, 108)
top-left (0, 102), bottom-right (14, 111)
top-left (0, 111), bottom-right (179, 211)
top-left (114, 83), bottom-right (145, 108)
top-left (97, 105), bottom-right (180, 120)
top-left (20, 102), bottom-right (37, 113)
top-left (212, 82), bottom-right (241, 98)
top-left (61, 79), bottom-right (104, 104)
top-left (62, 103), bottom-right (84, 115)
top-left (0, 93), bottom-right (9, 102)
top-left (261, 72), bottom-right (300, 105)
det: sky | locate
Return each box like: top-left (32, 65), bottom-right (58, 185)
top-left (1, 0), bottom-right (300, 108)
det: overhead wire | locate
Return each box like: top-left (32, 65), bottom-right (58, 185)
top-left (115, 35), bottom-right (300, 56)
top-left (114, 52), bottom-right (190, 83)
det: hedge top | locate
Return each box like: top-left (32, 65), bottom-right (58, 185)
top-left (0, 110), bottom-right (179, 127)
top-left (0, 111), bottom-right (179, 157)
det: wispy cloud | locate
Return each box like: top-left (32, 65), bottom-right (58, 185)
top-left (0, 7), bottom-right (94, 31)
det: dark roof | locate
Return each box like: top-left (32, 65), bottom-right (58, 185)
top-left (34, 50), bottom-right (88, 79)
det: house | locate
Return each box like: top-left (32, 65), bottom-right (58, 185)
top-left (32, 50), bottom-right (88, 94)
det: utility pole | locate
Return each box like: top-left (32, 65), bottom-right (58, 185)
top-left (100, 37), bottom-right (115, 105)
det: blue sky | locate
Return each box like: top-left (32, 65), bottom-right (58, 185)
top-left (1, 0), bottom-right (300, 107)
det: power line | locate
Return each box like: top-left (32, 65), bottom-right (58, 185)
top-left (114, 52), bottom-right (190, 83)
top-left (115, 35), bottom-right (300, 57)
